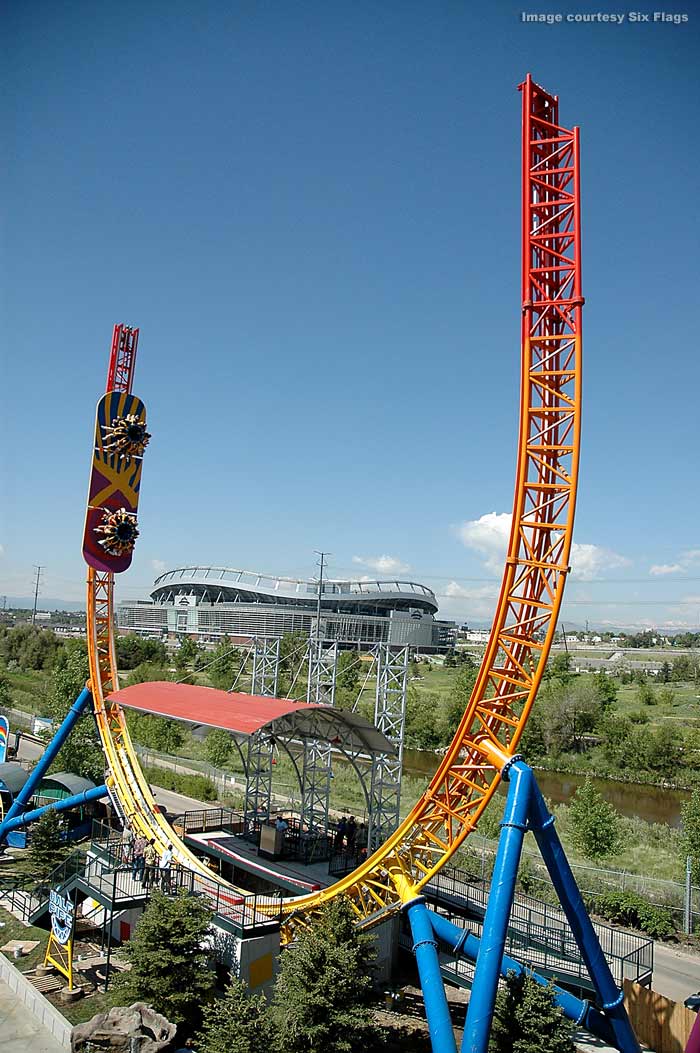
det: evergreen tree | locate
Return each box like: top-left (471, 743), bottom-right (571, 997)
top-left (113, 889), bottom-right (214, 1032)
top-left (27, 810), bottom-right (69, 881)
top-left (270, 896), bottom-right (380, 1053)
top-left (196, 976), bottom-right (272, 1053)
top-left (568, 778), bottom-right (621, 859)
top-left (489, 971), bottom-right (574, 1053)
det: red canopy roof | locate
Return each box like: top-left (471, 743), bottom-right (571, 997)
top-left (108, 682), bottom-right (314, 735)
top-left (107, 681), bottom-right (395, 755)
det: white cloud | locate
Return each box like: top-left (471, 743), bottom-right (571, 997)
top-left (649, 563), bottom-right (683, 576)
top-left (456, 511), bottom-right (629, 581)
top-left (151, 559), bottom-right (167, 574)
top-left (0, 544), bottom-right (4, 557)
top-left (352, 555), bottom-right (410, 575)
top-left (569, 543), bottom-right (630, 581)
top-left (647, 549), bottom-right (700, 577)
top-left (455, 512), bottom-right (512, 574)
top-left (439, 580), bottom-right (501, 621)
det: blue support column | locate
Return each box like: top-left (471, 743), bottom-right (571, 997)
top-left (404, 896), bottom-right (457, 1053)
top-left (428, 910), bottom-right (615, 1047)
top-left (0, 686), bottom-right (93, 845)
top-left (522, 765), bottom-right (641, 1053)
top-left (461, 760), bottom-right (533, 1053)
top-left (1, 784), bottom-right (109, 833)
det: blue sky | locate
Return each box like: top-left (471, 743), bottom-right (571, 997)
top-left (1, 2), bottom-right (698, 629)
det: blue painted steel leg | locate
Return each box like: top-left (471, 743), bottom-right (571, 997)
top-left (404, 896), bottom-right (457, 1053)
top-left (461, 760), bottom-right (532, 1053)
top-left (1, 784), bottom-right (109, 833)
top-left (428, 910), bottom-right (615, 1047)
top-left (0, 686), bottom-right (93, 845)
top-left (522, 764), bottom-right (641, 1053)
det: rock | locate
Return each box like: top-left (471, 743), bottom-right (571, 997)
top-left (71, 1002), bottom-right (177, 1052)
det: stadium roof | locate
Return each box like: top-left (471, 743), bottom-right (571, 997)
top-left (108, 682), bottom-right (396, 756)
top-left (150, 565), bottom-right (438, 614)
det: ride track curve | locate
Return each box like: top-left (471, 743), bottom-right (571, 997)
top-left (84, 73), bottom-right (583, 942)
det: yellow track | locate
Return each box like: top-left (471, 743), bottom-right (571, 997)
top-left (86, 82), bottom-right (582, 942)
top-left (86, 310), bottom-right (581, 937)
top-left (87, 567), bottom-right (233, 887)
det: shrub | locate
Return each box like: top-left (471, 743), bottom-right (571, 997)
top-left (143, 765), bottom-right (218, 802)
top-left (592, 890), bottom-right (677, 939)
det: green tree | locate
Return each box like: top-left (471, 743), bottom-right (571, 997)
top-left (117, 634), bottom-right (167, 670)
top-left (208, 638), bottom-right (242, 691)
top-left (175, 637), bottom-right (201, 673)
top-left (196, 976), bottom-right (272, 1053)
top-left (405, 689), bottom-right (443, 749)
top-left (440, 664), bottom-right (478, 742)
top-left (336, 651), bottom-right (360, 692)
top-left (546, 654), bottom-right (572, 683)
top-left (0, 672), bottom-right (12, 708)
top-left (489, 971), bottom-right (574, 1053)
top-left (270, 896), bottom-right (380, 1053)
top-left (125, 661), bottom-right (171, 687)
top-left (205, 728), bottom-right (233, 768)
top-left (41, 647), bottom-right (104, 782)
top-left (680, 790), bottom-right (700, 882)
top-left (637, 682), bottom-right (657, 707)
top-left (127, 712), bottom-right (184, 754)
top-left (27, 810), bottom-right (70, 881)
top-left (538, 677), bottom-right (603, 754)
top-left (568, 778), bottom-right (621, 859)
top-left (592, 671), bottom-right (618, 708)
top-left (114, 889), bottom-right (214, 1032)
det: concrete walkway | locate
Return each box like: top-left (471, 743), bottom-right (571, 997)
top-left (0, 977), bottom-right (66, 1053)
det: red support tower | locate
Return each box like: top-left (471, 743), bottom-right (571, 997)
top-left (106, 324), bottom-right (139, 395)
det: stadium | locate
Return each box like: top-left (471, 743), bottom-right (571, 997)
top-left (117, 565), bottom-right (456, 650)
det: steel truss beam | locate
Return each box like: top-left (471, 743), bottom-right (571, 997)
top-left (244, 731), bottom-right (274, 829)
top-left (300, 640), bottom-right (338, 833)
top-left (279, 75), bottom-right (584, 943)
top-left (368, 645), bottom-right (408, 850)
top-left (251, 637), bottom-right (280, 697)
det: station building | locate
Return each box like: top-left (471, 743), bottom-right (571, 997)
top-left (117, 565), bottom-right (456, 651)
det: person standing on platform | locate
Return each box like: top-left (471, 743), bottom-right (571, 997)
top-left (346, 816), bottom-right (357, 853)
top-left (334, 816), bottom-right (347, 852)
top-left (132, 832), bottom-right (146, 882)
top-left (143, 838), bottom-right (157, 890)
top-left (159, 842), bottom-right (174, 893)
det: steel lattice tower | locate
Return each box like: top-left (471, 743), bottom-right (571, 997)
top-left (368, 644), bottom-right (409, 849)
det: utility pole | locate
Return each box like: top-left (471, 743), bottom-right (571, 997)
top-left (31, 566), bottom-right (42, 625)
top-left (560, 621), bottom-right (568, 654)
top-left (314, 551), bottom-right (330, 640)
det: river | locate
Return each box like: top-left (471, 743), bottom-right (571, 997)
top-left (402, 748), bottom-right (689, 828)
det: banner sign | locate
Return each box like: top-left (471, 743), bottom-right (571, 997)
top-left (48, 889), bottom-right (75, 946)
top-left (0, 716), bottom-right (8, 764)
top-left (44, 888), bottom-right (76, 988)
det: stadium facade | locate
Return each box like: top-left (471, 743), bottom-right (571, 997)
top-left (117, 566), bottom-right (456, 651)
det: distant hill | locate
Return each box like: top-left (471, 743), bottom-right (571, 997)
top-left (3, 596), bottom-right (86, 613)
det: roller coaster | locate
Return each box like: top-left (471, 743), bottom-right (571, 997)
top-left (0, 76), bottom-right (645, 1053)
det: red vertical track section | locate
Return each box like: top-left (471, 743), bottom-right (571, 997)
top-left (106, 325), bottom-right (139, 395)
top-left (278, 75), bottom-right (583, 939)
top-left (83, 76), bottom-right (584, 939)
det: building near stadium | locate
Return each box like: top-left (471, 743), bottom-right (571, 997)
top-left (117, 565), bottom-right (455, 651)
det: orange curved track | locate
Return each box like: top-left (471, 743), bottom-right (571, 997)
top-left (85, 74), bottom-right (583, 940)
